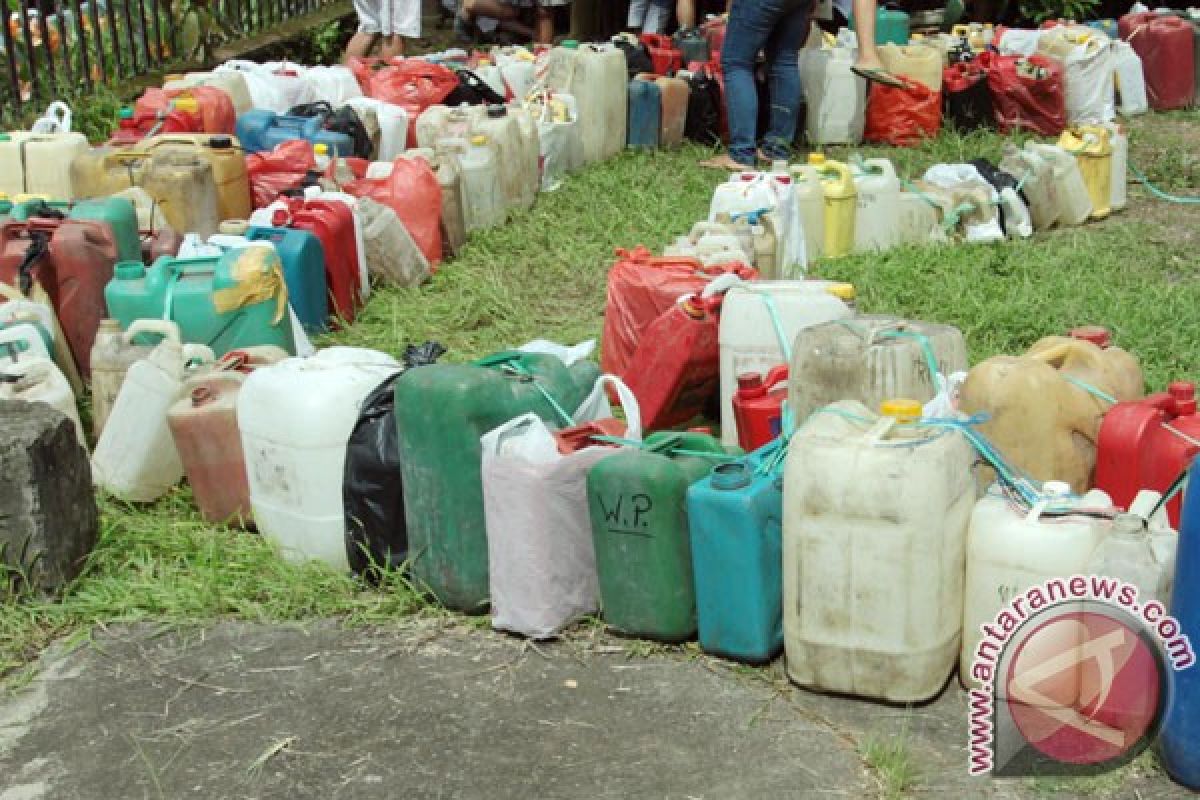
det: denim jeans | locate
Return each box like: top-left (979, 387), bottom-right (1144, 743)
top-left (720, 0), bottom-right (812, 165)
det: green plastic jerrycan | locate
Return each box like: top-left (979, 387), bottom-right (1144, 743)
top-left (851, 6), bottom-right (909, 45)
top-left (394, 351), bottom-right (600, 612)
top-left (586, 431), bottom-right (742, 642)
top-left (12, 196), bottom-right (141, 264)
top-left (104, 247), bottom-right (295, 358)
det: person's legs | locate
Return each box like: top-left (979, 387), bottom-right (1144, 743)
top-left (627, 0), bottom-right (649, 30)
top-left (760, 0), bottom-right (809, 160)
top-left (714, 0), bottom-right (781, 166)
top-left (380, 33), bottom-right (405, 58)
top-left (532, 4), bottom-right (554, 43)
top-left (676, 0), bottom-right (695, 28)
top-left (852, 0), bottom-right (883, 70)
top-left (643, 0), bottom-right (670, 32)
top-left (344, 31), bottom-right (379, 59)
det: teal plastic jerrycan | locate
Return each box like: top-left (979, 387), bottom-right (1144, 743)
top-left (12, 197), bottom-right (141, 264)
top-left (394, 351), bottom-right (601, 612)
top-left (587, 431), bottom-right (742, 642)
top-left (245, 226), bottom-right (329, 334)
top-left (104, 247), bottom-right (295, 357)
top-left (852, 6), bottom-right (909, 45)
top-left (686, 439), bottom-right (785, 662)
top-left (627, 76), bottom-right (662, 149)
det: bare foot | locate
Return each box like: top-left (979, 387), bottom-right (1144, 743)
top-left (700, 154), bottom-right (753, 171)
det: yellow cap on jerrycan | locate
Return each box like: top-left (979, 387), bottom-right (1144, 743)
top-left (817, 159), bottom-right (857, 259)
top-left (825, 282), bottom-right (857, 307)
top-left (172, 95), bottom-right (200, 114)
top-left (1057, 126), bottom-right (1112, 220)
top-left (880, 398), bottom-right (923, 423)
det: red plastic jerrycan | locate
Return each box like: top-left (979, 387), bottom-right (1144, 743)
top-left (1095, 381), bottom-right (1200, 528)
top-left (1123, 14), bottom-right (1195, 110)
top-left (732, 365), bottom-right (788, 451)
top-left (624, 294), bottom-right (722, 431)
top-left (134, 87), bottom-right (237, 135)
top-left (273, 197), bottom-right (361, 325)
top-left (600, 246), bottom-right (757, 378)
top-left (0, 219), bottom-right (117, 377)
top-left (109, 108), bottom-right (145, 146)
top-left (640, 33), bottom-right (683, 76)
top-left (168, 371), bottom-right (253, 526)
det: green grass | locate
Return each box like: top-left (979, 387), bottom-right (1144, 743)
top-left (860, 730), bottom-right (921, 799)
top-left (3, 114), bottom-right (1199, 683)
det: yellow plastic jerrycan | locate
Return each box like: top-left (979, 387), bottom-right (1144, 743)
top-left (809, 153), bottom-right (856, 258)
top-left (1058, 126), bottom-right (1113, 220)
top-left (959, 335), bottom-right (1144, 493)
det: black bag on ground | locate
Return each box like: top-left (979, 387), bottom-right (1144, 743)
top-left (285, 100), bottom-right (373, 160)
top-left (612, 35), bottom-right (655, 78)
top-left (343, 341), bottom-right (446, 579)
top-left (684, 67), bottom-right (722, 145)
top-left (443, 69), bottom-right (507, 106)
top-left (943, 65), bottom-right (994, 133)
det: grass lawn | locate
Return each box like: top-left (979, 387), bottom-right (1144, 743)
top-left (4, 109), bottom-right (1200, 688)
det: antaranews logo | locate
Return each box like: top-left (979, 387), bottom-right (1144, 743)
top-left (967, 574), bottom-right (1195, 777)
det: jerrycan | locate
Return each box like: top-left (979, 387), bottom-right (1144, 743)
top-left (473, 105), bottom-right (525, 220)
top-left (543, 43), bottom-right (628, 164)
top-left (0, 132), bottom-right (89, 198)
top-left (1024, 142), bottom-right (1092, 226)
top-left (0, 218), bottom-right (118, 378)
top-left (1112, 41), bottom-right (1149, 115)
top-left (588, 430), bottom-right (741, 641)
top-left (1057, 126), bottom-right (1112, 219)
top-left (687, 439), bottom-right (785, 662)
top-left (879, 43), bottom-right (942, 91)
top-left (959, 335), bottom-right (1144, 494)
top-left (640, 33), bottom-right (683, 75)
top-left (270, 196), bottom-right (360, 324)
top-left (92, 334), bottom-right (214, 501)
top-left (414, 104), bottom-right (475, 151)
top-left (896, 188), bottom-right (942, 245)
top-left (244, 226), bottom-right (329, 334)
top-left (655, 76), bottom-right (689, 148)
top-left (623, 293), bottom-right (721, 431)
top-left (505, 104), bottom-right (541, 212)
top-left (732, 365), bottom-right (789, 451)
top-left (12, 196), bottom-right (140, 265)
top-left (852, 157), bottom-right (902, 252)
top-left (1088, 506), bottom-right (1176, 607)
top-left (429, 145), bottom-right (468, 256)
top-left (164, 70), bottom-right (254, 115)
top-left (1103, 121), bottom-right (1128, 211)
top-left (168, 369), bottom-right (253, 526)
top-left (960, 481), bottom-right (1114, 689)
top-left (789, 315), bottom-right (968, 424)
top-left (1126, 14), bottom-right (1195, 110)
top-left (788, 164), bottom-right (826, 262)
top-left (235, 109), bottom-right (354, 156)
top-left (1095, 381), bottom-right (1200, 527)
top-left (90, 319), bottom-right (184, 438)
top-left (851, 6), bottom-right (909, 45)
top-left (810, 155), bottom-right (857, 258)
top-left (0, 354), bottom-right (84, 447)
top-left (998, 143), bottom-right (1059, 230)
top-left (627, 76), bottom-right (662, 150)
top-left (0, 305), bottom-right (54, 360)
top-left (674, 28), bottom-right (710, 65)
top-left (784, 399), bottom-right (976, 702)
top-left (395, 351), bottom-right (600, 611)
top-left (800, 46), bottom-right (867, 145)
top-left (104, 248), bottom-right (295, 358)
top-left (140, 134), bottom-right (252, 222)
top-left (239, 347), bottom-right (401, 567)
top-left (717, 281), bottom-right (853, 446)
top-left (452, 134), bottom-right (505, 232)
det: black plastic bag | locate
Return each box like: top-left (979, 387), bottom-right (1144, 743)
top-left (612, 36), bottom-right (655, 78)
top-left (943, 65), bottom-right (994, 133)
top-left (684, 68), bottom-right (722, 145)
top-left (343, 341), bottom-right (446, 578)
top-left (286, 100), bottom-right (374, 160)
top-left (970, 157), bottom-right (1028, 236)
top-left (443, 69), bottom-right (506, 106)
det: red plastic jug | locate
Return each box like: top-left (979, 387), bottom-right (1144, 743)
top-left (0, 219), bottom-right (117, 377)
top-left (134, 87), bottom-right (237, 135)
top-left (1123, 13), bottom-right (1195, 110)
top-left (732, 365), bottom-right (788, 451)
top-left (1095, 381), bottom-right (1200, 527)
top-left (623, 294), bottom-right (722, 431)
top-left (168, 371), bottom-right (252, 526)
top-left (640, 33), bottom-right (683, 76)
top-left (273, 196), bottom-right (361, 325)
top-left (600, 246), bottom-right (756, 377)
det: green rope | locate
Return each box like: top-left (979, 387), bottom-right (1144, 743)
top-left (1062, 374), bottom-right (1117, 405)
top-left (876, 329), bottom-right (941, 388)
top-left (1129, 163), bottom-right (1200, 205)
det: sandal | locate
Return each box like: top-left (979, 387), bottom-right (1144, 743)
top-left (850, 66), bottom-right (908, 89)
top-left (700, 154), bottom-right (755, 171)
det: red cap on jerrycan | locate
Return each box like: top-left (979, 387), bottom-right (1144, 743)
top-left (732, 364), bottom-right (788, 452)
top-left (1069, 325), bottom-right (1112, 348)
top-left (1170, 381), bottom-right (1197, 416)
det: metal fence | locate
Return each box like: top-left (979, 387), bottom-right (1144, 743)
top-left (1, 0), bottom-right (334, 118)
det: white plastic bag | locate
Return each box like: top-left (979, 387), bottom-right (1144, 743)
top-left (996, 29), bottom-right (1042, 56)
top-left (304, 66), bottom-right (363, 106)
top-left (517, 339), bottom-right (596, 366)
top-left (482, 375), bottom-right (642, 639)
top-left (345, 98), bottom-right (409, 160)
top-left (922, 164), bottom-right (1005, 243)
top-left (30, 101), bottom-right (71, 133)
top-left (1040, 29), bottom-right (1115, 123)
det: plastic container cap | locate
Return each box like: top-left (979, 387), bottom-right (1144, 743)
top-left (807, 152), bottom-right (826, 166)
top-left (470, 134), bottom-right (488, 146)
top-left (207, 135), bottom-right (233, 150)
top-left (1170, 381), bottom-right (1196, 415)
top-left (711, 462), bottom-right (752, 491)
top-left (314, 143), bottom-right (329, 156)
top-left (173, 96), bottom-right (200, 113)
top-left (1068, 325), bottom-right (1110, 348)
top-left (1042, 480), bottom-right (1072, 497)
top-left (486, 104), bottom-right (507, 118)
top-left (119, 107), bottom-right (134, 120)
top-left (826, 283), bottom-right (856, 302)
top-left (880, 398), bottom-right (922, 422)
top-left (562, 39), bottom-right (579, 49)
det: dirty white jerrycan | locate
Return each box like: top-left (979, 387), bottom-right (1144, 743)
top-left (448, 134), bottom-right (505, 232)
top-left (789, 164), bottom-right (826, 262)
top-left (543, 43), bottom-right (628, 165)
top-left (999, 143), bottom-right (1060, 231)
top-left (784, 399), bottom-right (978, 702)
top-left (1112, 41), bottom-right (1148, 116)
top-left (960, 481), bottom-right (1114, 690)
top-left (345, 97), bottom-right (409, 160)
top-left (506, 104), bottom-right (541, 211)
top-left (1103, 121), bottom-right (1129, 211)
top-left (799, 45), bottom-right (866, 145)
top-left (0, 131), bottom-right (89, 198)
top-left (1087, 491), bottom-right (1177, 606)
top-left (0, 358), bottom-right (85, 448)
top-left (92, 331), bottom-right (215, 502)
top-left (415, 103), bottom-right (475, 151)
top-left (852, 157), bottom-right (902, 252)
top-left (717, 281), bottom-right (855, 447)
top-left (1025, 142), bottom-right (1093, 226)
top-left (0, 321), bottom-right (52, 366)
top-left (471, 104), bottom-right (526, 220)
top-left (238, 347), bottom-right (400, 570)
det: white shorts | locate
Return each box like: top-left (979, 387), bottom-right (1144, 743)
top-left (355, 0), bottom-right (421, 37)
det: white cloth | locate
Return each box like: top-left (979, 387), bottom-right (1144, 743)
top-left (355, 0), bottom-right (421, 37)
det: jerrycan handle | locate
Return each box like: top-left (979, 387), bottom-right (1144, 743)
top-left (762, 364), bottom-right (789, 391)
top-left (865, 415), bottom-right (898, 443)
top-left (122, 318), bottom-right (182, 345)
top-left (182, 343), bottom-right (216, 365)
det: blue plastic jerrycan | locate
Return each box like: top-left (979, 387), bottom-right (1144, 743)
top-left (627, 77), bottom-right (662, 150)
top-left (235, 110), bottom-right (354, 156)
top-left (1158, 453), bottom-right (1200, 787)
top-left (245, 226), bottom-right (329, 333)
top-left (685, 438), bottom-right (785, 663)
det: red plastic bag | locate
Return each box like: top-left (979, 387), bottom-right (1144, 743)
top-left (864, 78), bottom-right (941, 147)
top-left (980, 52), bottom-right (1066, 137)
top-left (135, 87), bottom-right (236, 135)
top-left (600, 246), bottom-right (757, 377)
top-left (246, 140), bottom-right (316, 209)
top-left (344, 157), bottom-right (443, 266)
top-left (363, 59), bottom-right (458, 148)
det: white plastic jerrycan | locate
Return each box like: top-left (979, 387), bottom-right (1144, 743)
top-left (960, 480), bottom-right (1114, 690)
top-left (0, 321), bottom-right (53, 367)
top-left (237, 347), bottom-right (400, 570)
top-left (90, 319), bottom-right (188, 439)
top-left (789, 164), bottom-right (826, 262)
top-left (799, 45), bottom-right (866, 145)
top-left (92, 332), bottom-right (215, 502)
top-left (0, 338), bottom-right (84, 448)
top-left (718, 281), bottom-right (855, 446)
top-left (783, 398), bottom-right (978, 702)
top-left (1025, 142), bottom-right (1093, 226)
top-left (450, 135), bottom-right (504, 232)
top-left (1087, 491), bottom-right (1177, 607)
top-left (0, 131), bottom-right (89, 198)
top-left (852, 157), bottom-right (902, 253)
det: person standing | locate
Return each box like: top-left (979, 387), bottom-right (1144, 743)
top-left (457, 0), bottom-right (569, 44)
top-left (848, 0), bottom-right (906, 86)
top-left (344, 0), bottom-right (420, 59)
top-left (701, 0), bottom-right (812, 169)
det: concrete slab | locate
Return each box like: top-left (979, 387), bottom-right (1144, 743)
top-left (0, 620), bottom-right (1185, 799)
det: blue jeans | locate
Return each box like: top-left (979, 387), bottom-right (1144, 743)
top-left (720, 0), bottom-right (811, 165)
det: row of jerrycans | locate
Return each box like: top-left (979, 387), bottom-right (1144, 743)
top-left (627, 74), bottom-right (688, 150)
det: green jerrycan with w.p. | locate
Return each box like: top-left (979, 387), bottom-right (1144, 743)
top-left (394, 351), bottom-right (600, 612)
top-left (587, 431), bottom-right (742, 642)
top-left (12, 196), bottom-right (141, 264)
